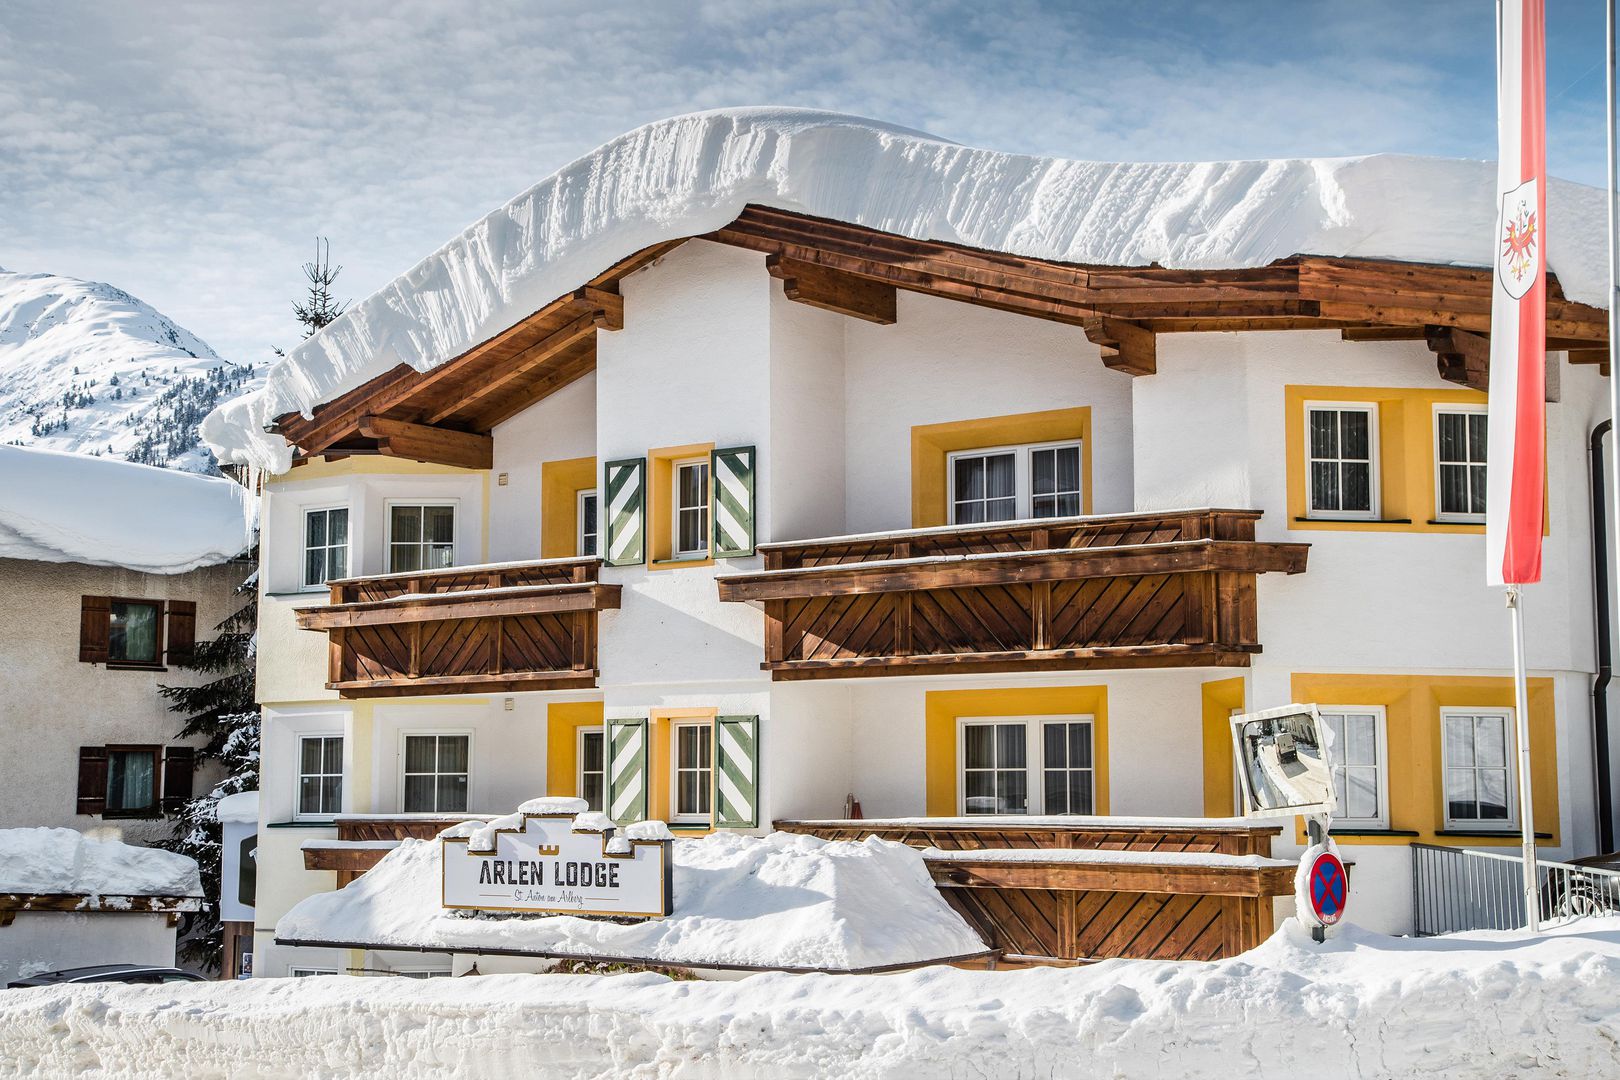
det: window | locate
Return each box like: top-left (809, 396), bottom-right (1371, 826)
top-left (673, 461), bottom-right (709, 558)
top-left (303, 508), bottom-right (350, 588)
top-left (671, 722), bottom-right (712, 823)
top-left (388, 504), bottom-right (455, 573)
top-left (578, 728), bottom-right (605, 813)
top-left (1319, 708), bottom-right (1389, 829)
top-left (108, 601), bottom-right (161, 665)
top-left (297, 735), bottom-right (343, 819)
top-left (402, 734), bottom-right (469, 812)
top-left (104, 747), bottom-right (159, 817)
top-left (1442, 709), bottom-right (1516, 828)
top-left (960, 717), bottom-right (1095, 815)
top-left (1435, 407), bottom-right (1488, 522)
top-left (948, 441), bottom-right (1083, 524)
top-left (289, 967), bottom-right (339, 977)
top-left (578, 490), bottom-right (598, 558)
top-left (1306, 404), bottom-right (1378, 519)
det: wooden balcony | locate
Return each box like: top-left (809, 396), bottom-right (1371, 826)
top-left (296, 557), bottom-right (619, 698)
top-left (716, 509), bottom-right (1307, 680)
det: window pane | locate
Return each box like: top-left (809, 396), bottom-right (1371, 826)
top-left (391, 505), bottom-right (422, 544)
top-left (677, 726), bottom-right (699, 769)
top-left (955, 500), bottom-right (986, 524)
top-left (1310, 461), bottom-right (1339, 511)
top-left (1345, 767), bottom-right (1379, 820)
top-left (1469, 465), bottom-right (1488, 514)
top-left (1069, 771), bottom-right (1093, 815)
top-left (108, 751), bottom-right (155, 811)
top-left (1340, 463), bottom-right (1371, 513)
top-left (1070, 724), bottom-right (1092, 770)
top-left (329, 508), bottom-right (348, 545)
top-left (404, 736), bottom-right (437, 774)
top-left (424, 506), bottom-right (454, 545)
top-left (1044, 724), bottom-right (1067, 768)
top-left (999, 770), bottom-right (1027, 814)
top-left (403, 775), bottom-right (433, 811)
top-left (996, 724), bottom-right (1026, 769)
top-left (581, 773), bottom-right (604, 813)
top-left (437, 736), bottom-right (469, 773)
top-left (1439, 463), bottom-right (1469, 515)
top-left (581, 732), bottom-right (604, 773)
top-left (1339, 412), bottom-right (1369, 460)
top-left (1446, 768), bottom-right (1476, 820)
top-left (985, 496), bottom-right (1017, 522)
top-left (321, 775), bottom-right (342, 815)
top-left (1032, 449), bottom-right (1055, 495)
top-left (306, 511), bottom-right (327, 547)
top-left (963, 725), bottom-right (994, 769)
top-left (1044, 769), bottom-right (1068, 814)
top-left (679, 508), bottom-right (705, 554)
top-left (955, 457), bottom-right (984, 502)
top-left (964, 770), bottom-right (995, 812)
top-left (678, 772), bottom-right (699, 814)
top-left (1478, 770), bottom-right (1509, 820)
top-left (426, 544), bottom-right (455, 570)
top-left (323, 737), bottom-right (343, 774)
top-left (301, 737), bottom-right (324, 775)
top-left (1445, 715), bottom-right (1474, 767)
top-left (985, 454), bottom-right (1015, 499)
top-left (305, 549), bottom-right (326, 587)
top-left (390, 544), bottom-right (422, 574)
top-left (678, 464), bottom-right (708, 509)
top-left (436, 774), bottom-right (468, 813)
top-left (1346, 715), bottom-right (1376, 767)
top-left (1055, 446), bottom-right (1080, 493)
top-left (1309, 410), bottom-right (1338, 458)
top-left (1468, 413), bottom-right (1488, 461)
top-left (109, 602), bottom-right (159, 663)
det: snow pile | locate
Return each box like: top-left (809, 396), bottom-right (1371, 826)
top-left (0, 828), bottom-right (201, 898)
top-left (0, 268), bottom-right (260, 472)
top-left (0, 443), bottom-right (255, 573)
top-left (214, 790), bottom-right (259, 825)
top-left (203, 107), bottom-right (1611, 474)
top-left (6, 919), bottom-right (1620, 1077)
top-left (277, 829), bottom-right (986, 972)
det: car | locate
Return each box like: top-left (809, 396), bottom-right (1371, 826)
top-left (6, 964), bottom-right (206, 989)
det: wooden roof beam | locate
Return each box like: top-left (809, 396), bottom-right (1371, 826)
top-left (357, 415), bottom-right (492, 471)
top-left (1425, 326), bottom-right (1491, 392)
top-left (766, 253), bottom-right (897, 324)
top-left (422, 311), bottom-right (601, 426)
top-left (1084, 317), bottom-right (1156, 376)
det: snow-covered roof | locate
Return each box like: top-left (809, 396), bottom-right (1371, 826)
top-left (277, 828), bottom-right (988, 972)
top-left (0, 827), bottom-right (202, 898)
top-left (0, 443), bottom-right (256, 574)
top-left (203, 107), bottom-right (1611, 474)
top-left (214, 790), bottom-right (259, 825)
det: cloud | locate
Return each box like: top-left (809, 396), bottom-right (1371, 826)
top-left (0, 0), bottom-right (1605, 365)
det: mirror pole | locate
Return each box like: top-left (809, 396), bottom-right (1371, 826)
top-left (1306, 814), bottom-right (1328, 943)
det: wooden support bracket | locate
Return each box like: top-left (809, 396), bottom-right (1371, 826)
top-left (1424, 326), bottom-right (1491, 391)
top-left (570, 286), bottom-right (624, 331)
top-left (357, 415), bottom-right (494, 470)
top-left (1083, 317), bottom-right (1157, 376)
top-left (766, 253), bottom-right (898, 324)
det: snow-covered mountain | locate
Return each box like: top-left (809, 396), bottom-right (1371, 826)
top-left (0, 267), bottom-right (260, 473)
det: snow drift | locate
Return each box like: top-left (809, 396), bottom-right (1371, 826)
top-left (0, 828), bottom-right (201, 898)
top-left (6, 918), bottom-right (1620, 1077)
top-left (202, 107), bottom-right (1612, 474)
top-left (277, 827), bottom-right (987, 972)
top-left (0, 443), bottom-right (256, 573)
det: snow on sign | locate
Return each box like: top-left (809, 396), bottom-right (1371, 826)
top-left (1306, 849), bottom-right (1349, 927)
top-left (442, 812), bottom-right (671, 918)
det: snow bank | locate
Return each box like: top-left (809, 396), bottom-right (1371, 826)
top-left (0, 444), bottom-right (255, 573)
top-left (277, 830), bottom-right (986, 972)
top-left (214, 790), bottom-right (259, 825)
top-left (202, 107), bottom-right (1611, 474)
top-left (0, 828), bottom-right (201, 898)
top-left (7, 919), bottom-right (1620, 1077)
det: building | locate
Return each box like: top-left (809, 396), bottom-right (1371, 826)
top-left (201, 111), bottom-right (1617, 977)
top-left (0, 445), bottom-right (255, 849)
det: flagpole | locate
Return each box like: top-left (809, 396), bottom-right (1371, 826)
top-left (1508, 586), bottom-right (1541, 930)
top-left (1605, 0), bottom-right (1620, 860)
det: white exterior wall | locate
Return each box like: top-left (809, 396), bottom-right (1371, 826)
top-left (489, 373), bottom-right (596, 564)
top-left (0, 912), bottom-right (179, 985)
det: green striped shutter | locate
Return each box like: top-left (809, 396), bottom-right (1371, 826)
top-left (603, 458), bottom-right (646, 567)
top-left (606, 718), bottom-right (648, 824)
top-left (710, 446), bottom-right (756, 558)
top-left (714, 715), bottom-right (759, 828)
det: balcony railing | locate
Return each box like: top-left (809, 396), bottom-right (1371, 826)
top-left (296, 557), bottom-right (619, 697)
top-left (715, 509), bottom-right (1307, 679)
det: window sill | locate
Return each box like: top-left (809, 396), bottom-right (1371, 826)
top-left (1292, 516), bottom-right (1412, 525)
top-left (101, 810), bottom-right (163, 820)
top-left (652, 557), bottom-right (714, 570)
top-left (1427, 519), bottom-right (1486, 528)
top-left (1435, 829), bottom-right (1553, 839)
top-left (105, 663), bottom-right (167, 673)
top-left (1328, 828), bottom-right (1419, 837)
top-left (266, 820), bottom-right (338, 829)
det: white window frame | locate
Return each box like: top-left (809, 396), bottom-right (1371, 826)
top-left (955, 715), bottom-right (1096, 816)
top-left (577, 726), bottom-right (606, 813)
top-left (288, 967), bottom-right (340, 977)
top-left (301, 505), bottom-right (351, 590)
top-left (577, 489), bottom-right (599, 558)
top-left (672, 459), bottom-right (710, 559)
top-left (669, 720), bottom-right (713, 825)
top-left (294, 732), bottom-right (345, 821)
top-left (945, 439), bottom-right (1084, 525)
top-left (384, 500), bottom-right (459, 575)
top-left (1304, 401), bottom-right (1381, 521)
top-left (398, 730), bottom-right (473, 814)
top-left (1318, 706), bottom-right (1390, 830)
top-left (1433, 404), bottom-right (1489, 524)
top-left (1440, 707), bottom-right (1519, 831)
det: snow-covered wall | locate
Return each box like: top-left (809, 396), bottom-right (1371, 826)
top-left (202, 107), bottom-right (1612, 474)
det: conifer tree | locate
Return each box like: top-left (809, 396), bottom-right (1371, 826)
top-left (292, 237), bottom-right (348, 337)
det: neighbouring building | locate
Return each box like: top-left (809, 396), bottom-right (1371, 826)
top-left (200, 110), bottom-right (1619, 977)
top-left (0, 446), bottom-right (256, 849)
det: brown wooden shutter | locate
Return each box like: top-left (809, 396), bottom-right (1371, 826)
top-left (166, 600), bottom-right (197, 664)
top-left (161, 746), bottom-right (195, 813)
top-left (76, 747), bottom-right (109, 815)
top-left (79, 596), bottom-right (110, 663)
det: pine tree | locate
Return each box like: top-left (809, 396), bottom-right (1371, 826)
top-left (157, 565), bottom-right (260, 970)
top-left (292, 237), bottom-right (348, 337)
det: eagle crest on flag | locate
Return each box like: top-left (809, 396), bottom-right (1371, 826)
top-left (1497, 177), bottom-right (1539, 300)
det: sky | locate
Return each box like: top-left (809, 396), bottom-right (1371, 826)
top-left (0, 0), bottom-right (1614, 366)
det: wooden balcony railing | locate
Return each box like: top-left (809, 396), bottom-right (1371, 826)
top-left (296, 557), bottom-right (619, 697)
top-left (716, 509), bottom-right (1307, 679)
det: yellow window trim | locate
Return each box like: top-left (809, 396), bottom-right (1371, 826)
top-left (1278, 673), bottom-right (1560, 846)
top-left (647, 443), bottom-right (717, 569)
top-left (924, 686), bottom-right (1110, 817)
top-left (649, 707), bottom-right (718, 831)
top-left (540, 456), bottom-right (598, 560)
top-left (544, 701), bottom-right (606, 801)
top-left (911, 407), bottom-right (1093, 529)
top-left (1283, 385), bottom-right (1546, 535)
top-left (1200, 676), bottom-right (1246, 818)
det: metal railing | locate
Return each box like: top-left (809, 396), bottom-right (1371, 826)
top-left (1412, 843), bottom-right (1620, 936)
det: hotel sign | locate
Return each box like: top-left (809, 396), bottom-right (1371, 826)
top-left (442, 813), bottom-right (672, 918)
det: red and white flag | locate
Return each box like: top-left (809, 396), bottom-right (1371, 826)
top-left (1486, 0), bottom-right (1547, 586)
